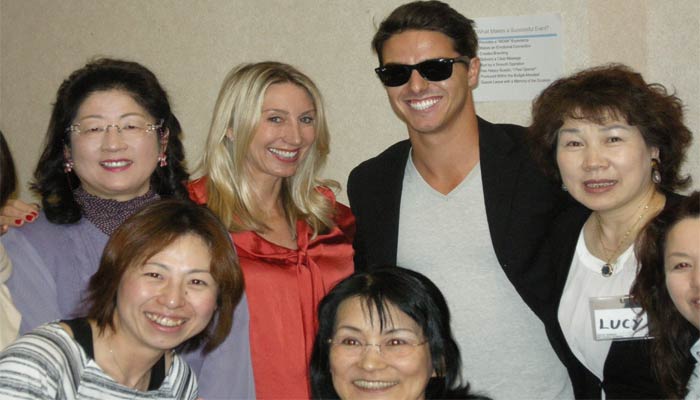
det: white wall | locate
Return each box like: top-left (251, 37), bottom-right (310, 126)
top-left (1, 0), bottom-right (698, 203)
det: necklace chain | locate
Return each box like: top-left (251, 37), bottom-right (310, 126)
top-left (108, 346), bottom-right (128, 379)
top-left (108, 341), bottom-right (149, 390)
top-left (595, 190), bottom-right (656, 277)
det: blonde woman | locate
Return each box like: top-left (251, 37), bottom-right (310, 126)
top-left (188, 61), bottom-right (354, 399)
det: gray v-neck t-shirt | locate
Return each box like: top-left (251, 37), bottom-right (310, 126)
top-left (397, 155), bottom-right (573, 399)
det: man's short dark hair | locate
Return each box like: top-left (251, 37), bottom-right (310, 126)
top-left (372, 1), bottom-right (478, 65)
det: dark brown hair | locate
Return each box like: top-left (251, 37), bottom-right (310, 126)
top-left (371, 1), bottom-right (478, 65)
top-left (0, 130), bottom-right (17, 207)
top-left (85, 199), bottom-right (243, 353)
top-left (528, 64), bottom-right (692, 192)
top-left (631, 191), bottom-right (699, 398)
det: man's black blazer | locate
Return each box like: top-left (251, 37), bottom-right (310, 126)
top-left (347, 117), bottom-right (566, 313)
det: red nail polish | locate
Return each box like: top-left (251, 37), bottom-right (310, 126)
top-left (14, 219), bottom-right (22, 225)
top-left (31, 211), bottom-right (39, 217)
top-left (25, 215), bottom-right (34, 222)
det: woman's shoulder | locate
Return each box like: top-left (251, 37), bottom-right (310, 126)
top-left (187, 177), bottom-right (208, 205)
top-left (315, 186), bottom-right (350, 212)
top-left (165, 352), bottom-right (198, 397)
top-left (0, 321), bottom-right (84, 374)
top-left (3, 321), bottom-right (80, 355)
top-left (315, 186), bottom-right (355, 236)
top-left (2, 211), bottom-right (99, 245)
top-left (1, 211), bottom-right (105, 268)
top-left (315, 185), bottom-right (336, 202)
top-left (170, 352), bottom-right (195, 377)
top-left (3, 211), bottom-right (65, 241)
top-left (0, 322), bottom-right (82, 398)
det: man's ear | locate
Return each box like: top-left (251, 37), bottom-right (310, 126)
top-left (467, 57), bottom-right (481, 88)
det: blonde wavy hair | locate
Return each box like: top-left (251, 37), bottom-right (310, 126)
top-left (197, 61), bottom-right (338, 237)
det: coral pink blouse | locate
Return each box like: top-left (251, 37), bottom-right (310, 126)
top-left (188, 179), bottom-right (354, 399)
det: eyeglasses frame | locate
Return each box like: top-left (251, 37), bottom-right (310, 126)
top-left (327, 337), bottom-right (428, 358)
top-left (66, 119), bottom-right (165, 137)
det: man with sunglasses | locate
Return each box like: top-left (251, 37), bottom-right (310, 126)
top-left (347, 1), bottom-right (573, 399)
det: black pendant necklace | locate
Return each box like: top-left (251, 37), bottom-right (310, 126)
top-left (595, 191), bottom-right (655, 278)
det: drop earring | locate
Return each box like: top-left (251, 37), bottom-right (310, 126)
top-left (158, 131), bottom-right (169, 167)
top-left (63, 145), bottom-right (74, 173)
top-left (651, 158), bottom-right (661, 184)
top-left (63, 159), bottom-right (74, 173)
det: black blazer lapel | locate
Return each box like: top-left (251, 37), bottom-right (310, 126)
top-left (478, 117), bottom-right (521, 268)
top-left (372, 141), bottom-right (410, 267)
top-left (348, 140), bottom-right (411, 270)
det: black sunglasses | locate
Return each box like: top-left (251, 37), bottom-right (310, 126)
top-left (375, 56), bottom-right (470, 87)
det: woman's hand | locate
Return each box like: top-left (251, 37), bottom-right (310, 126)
top-left (0, 199), bottom-right (40, 234)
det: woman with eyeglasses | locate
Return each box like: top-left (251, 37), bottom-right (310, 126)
top-left (0, 200), bottom-right (244, 399)
top-left (2, 58), bottom-right (188, 332)
top-left (631, 192), bottom-right (699, 399)
top-left (0, 58), bottom-right (254, 398)
top-left (309, 266), bottom-right (488, 400)
top-left (188, 61), bottom-right (355, 399)
top-left (527, 64), bottom-right (693, 399)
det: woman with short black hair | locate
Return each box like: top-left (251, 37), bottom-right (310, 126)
top-left (310, 266), bottom-right (488, 400)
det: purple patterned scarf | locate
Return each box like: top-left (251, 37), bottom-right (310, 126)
top-left (73, 187), bottom-right (160, 235)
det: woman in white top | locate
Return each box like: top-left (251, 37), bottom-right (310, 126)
top-left (527, 64), bottom-right (693, 399)
top-left (632, 192), bottom-right (699, 399)
top-left (0, 199), bottom-right (243, 399)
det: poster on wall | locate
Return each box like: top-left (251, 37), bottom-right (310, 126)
top-left (473, 13), bottom-right (562, 102)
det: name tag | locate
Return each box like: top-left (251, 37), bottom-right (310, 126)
top-left (590, 295), bottom-right (650, 341)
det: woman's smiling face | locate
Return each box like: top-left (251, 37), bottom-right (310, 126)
top-left (329, 296), bottom-right (434, 400)
top-left (243, 82), bottom-right (316, 186)
top-left (555, 116), bottom-right (658, 213)
top-left (114, 233), bottom-right (218, 354)
top-left (68, 89), bottom-right (163, 201)
top-left (664, 217), bottom-right (700, 330)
